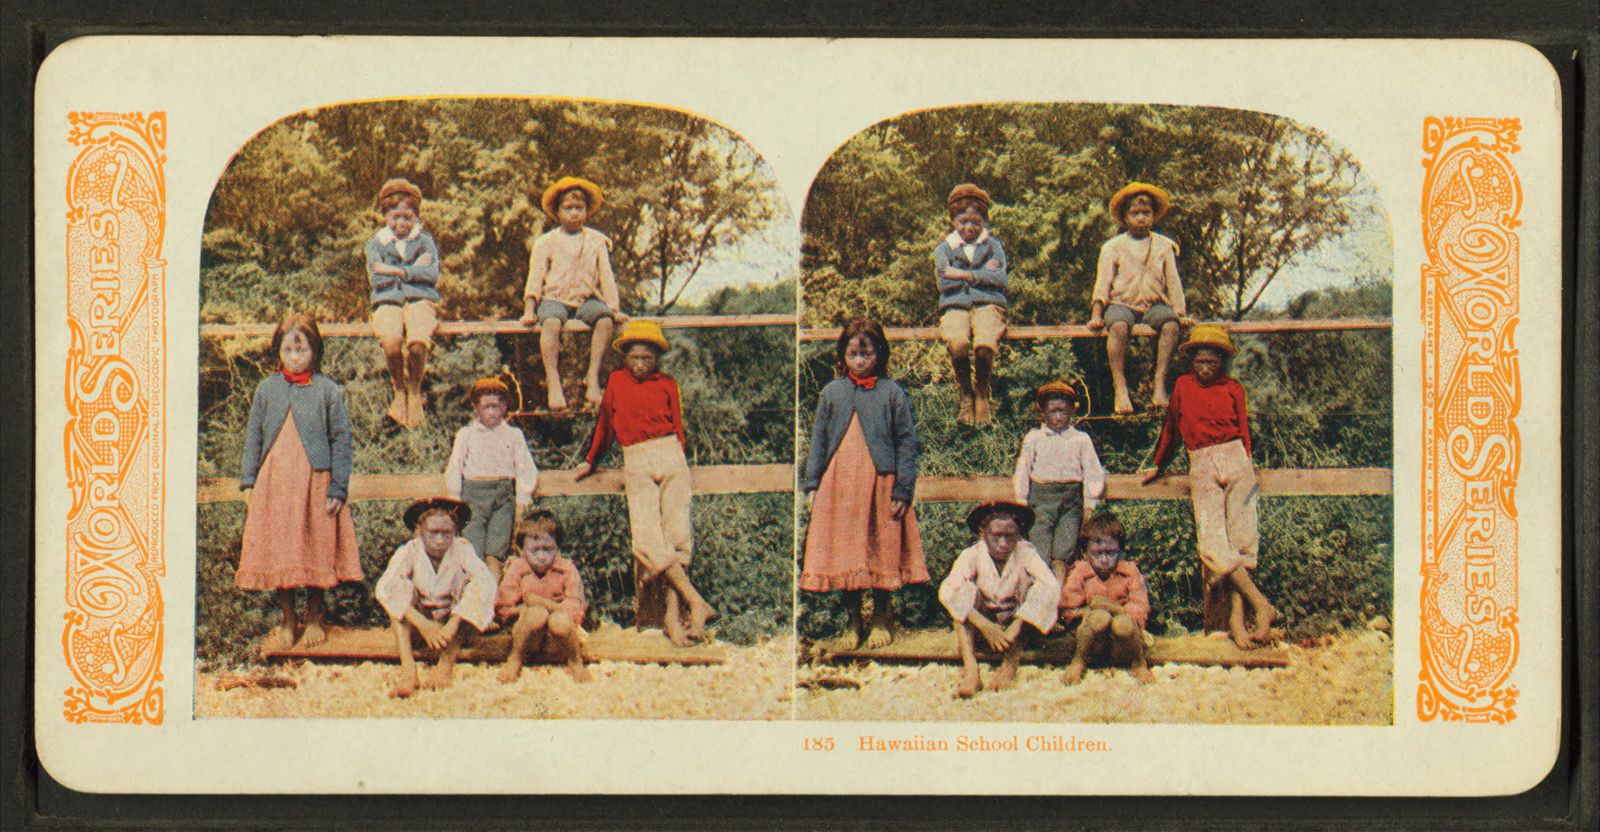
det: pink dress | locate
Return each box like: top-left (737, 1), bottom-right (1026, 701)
top-left (801, 416), bottom-right (928, 592)
top-left (235, 412), bottom-right (363, 590)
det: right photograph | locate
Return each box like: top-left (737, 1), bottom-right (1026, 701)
top-left (794, 102), bottom-right (1395, 724)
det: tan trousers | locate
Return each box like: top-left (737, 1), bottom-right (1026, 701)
top-left (622, 435), bottom-right (693, 577)
top-left (1188, 440), bottom-right (1259, 580)
top-left (370, 300), bottom-right (439, 351)
top-left (939, 304), bottom-right (1007, 353)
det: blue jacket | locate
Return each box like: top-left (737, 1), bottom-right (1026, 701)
top-left (365, 225), bottom-right (441, 307)
top-left (240, 374), bottom-right (354, 501)
top-left (933, 231), bottom-right (1009, 312)
top-left (803, 378), bottom-right (919, 503)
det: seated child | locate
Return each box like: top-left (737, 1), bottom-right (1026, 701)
top-left (1012, 379), bottom-right (1106, 586)
top-left (444, 377), bottom-right (539, 578)
top-left (365, 178), bottom-right (442, 428)
top-left (1143, 325), bottom-right (1279, 649)
top-left (375, 497), bottom-right (497, 698)
top-left (576, 319), bottom-right (716, 647)
top-left (519, 176), bottom-right (625, 411)
top-left (494, 511), bottom-right (592, 684)
top-left (934, 183), bottom-right (1009, 425)
top-left (938, 500), bottom-right (1060, 698)
top-left (1088, 182), bottom-right (1189, 414)
top-left (1059, 512), bottom-right (1155, 685)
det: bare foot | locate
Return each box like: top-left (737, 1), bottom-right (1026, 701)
top-left (956, 665), bottom-right (981, 698)
top-left (261, 624), bottom-right (296, 652)
top-left (1250, 603), bottom-right (1281, 643)
top-left (406, 390), bottom-right (427, 428)
top-left (386, 391), bottom-right (407, 425)
top-left (547, 385), bottom-right (568, 412)
top-left (565, 658), bottom-right (594, 683)
top-left (862, 623), bottom-right (893, 650)
top-left (496, 663), bottom-right (521, 684)
top-left (389, 671), bottom-right (418, 699)
top-left (1129, 663), bottom-right (1156, 684)
top-left (421, 665), bottom-right (454, 690)
top-left (663, 614), bottom-right (692, 648)
top-left (298, 621), bottom-right (327, 649)
top-left (1113, 388), bottom-right (1134, 415)
top-left (957, 393), bottom-right (975, 426)
top-left (685, 600), bottom-right (717, 642)
top-left (973, 395), bottom-right (992, 425)
top-left (991, 661), bottom-right (1019, 691)
top-left (1061, 661), bottom-right (1087, 686)
top-left (1229, 619), bottom-right (1259, 651)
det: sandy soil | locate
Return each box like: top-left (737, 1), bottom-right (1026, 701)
top-left (796, 629), bottom-right (1393, 725)
top-left (197, 636), bottom-right (794, 720)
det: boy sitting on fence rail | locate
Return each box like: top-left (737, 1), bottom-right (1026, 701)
top-left (933, 183), bottom-right (1009, 425)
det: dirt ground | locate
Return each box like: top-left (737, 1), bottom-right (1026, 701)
top-left (796, 629), bottom-right (1393, 725)
top-left (196, 636), bottom-right (794, 720)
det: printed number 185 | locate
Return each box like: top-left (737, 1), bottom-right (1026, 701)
top-left (803, 737), bottom-right (835, 751)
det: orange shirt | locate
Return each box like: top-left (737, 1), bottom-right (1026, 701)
top-left (1059, 558), bottom-right (1150, 631)
top-left (494, 555), bottom-right (587, 627)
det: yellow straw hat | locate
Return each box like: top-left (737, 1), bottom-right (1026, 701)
top-left (1180, 324), bottom-right (1236, 357)
top-left (1108, 182), bottom-right (1171, 223)
top-left (541, 176), bottom-right (604, 220)
top-left (613, 319), bottom-right (671, 354)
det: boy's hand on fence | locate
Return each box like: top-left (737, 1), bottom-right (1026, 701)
top-left (1140, 469), bottom-right (1164, 485)
top-left (1088, 316), bottom-right (1105, 331)
top-left (612, 311), bottom-right (631, 324)
top-left (572, 462), bottom-right (596, 481)
top-left (1179, 315), bottom-right (1196, 327)
top-left (890, 499), bottom-right (910, 519)
top-left (325, 498), bottom-right (345, 516)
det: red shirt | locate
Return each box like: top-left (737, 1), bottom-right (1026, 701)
top-left (495, 556), bottom-right (587, 626)
top-left (584, 368), bottom-right (686, 465)
top-left (1151, 373), bottom-right (1251, 470)
top-left (1059, 559), bottom-right (1150, 631)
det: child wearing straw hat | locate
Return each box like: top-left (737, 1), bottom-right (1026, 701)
top-left (1012, 379), bottom-right (1106, 586)
top-left (444, 377), bottom-right (539, 578)
top-left (575, 320), bottom-right (717, 647)
top-left (1088, 182), bottom-right (1191, 415)
top-left (519, 176), bottom-right (627, 411)
top-left (933, 183), bottom-right (1009, 425)
top-left (365, 178), bottom-right (443, 428)
top-left (1141, 325), bottom-right (1280, 650)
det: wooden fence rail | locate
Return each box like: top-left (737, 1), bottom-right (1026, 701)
top-left (199, 313), bottom-right (797, 339)
top-left (799, 316), bottom-right (1393, 342)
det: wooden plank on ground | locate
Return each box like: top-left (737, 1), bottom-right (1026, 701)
top-left (201, 313), bottom-right (796, 339)
top-left (261, 623), bottom-right (727, 665)
top-left (800, 316), bottom-right (1392, 342)
top-left (197, 463), bottom-right (794, 503)
top-left (914, 467), bottom-right (1391, 502)
top-left (820, 628), bottom-right (1289, 669)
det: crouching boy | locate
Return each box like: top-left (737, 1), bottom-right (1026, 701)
top-left (1059, 512), bottom-right (1155, 685)
top-left (495, 511), bottom-right (593, 683)
top-left (938, 500), bottom-right (1061, 698)
top-left (375, 497), bottom-right (498, 698)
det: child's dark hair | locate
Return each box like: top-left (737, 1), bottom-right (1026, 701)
top-left (949, 196), bottom-right (989, 220)
top-left (555, 186), bottom-right (591, 210)
top-left (1115, 191), bottom-right (1156, 222)
top-left (515, 509), bottom-right (563, 547)
top-left (271, 313), bottom-right (324, 374)
top-left (1077, 511), bottom-right (1127, 553)
top-left (470, 387), bottom-right (510, 406)
top-left (834, 318), bottom-right (891, 378)
top-left (1037, 390), bottom-right (1077, 410)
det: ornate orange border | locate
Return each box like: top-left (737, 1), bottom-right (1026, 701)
top-left (61, 112), bottom-right (168, 724)
top-left (1418, 116), bottom-right (1522, 723)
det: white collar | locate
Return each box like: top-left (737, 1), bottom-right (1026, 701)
top-left (944, 229), bottom-right (990, 248)
top-left (376, 222), bottom-right (424, 245)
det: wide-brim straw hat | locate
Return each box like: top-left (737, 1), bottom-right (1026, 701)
top-left (469, 377), bottom-right (511, 402)
top-left (966, 499), bottom-right (1037, 536)
top-left (1180, 324), bottom-right (1237, 357)
top-left (1108, 182), bottom-right (1171, 223)
top-left (613, 319), bottom-right (671, 354)
top-left (376, 178), bottom-right (423, 210)
top-left (947, 182), bottom-right (991, 213)
top-left (404, 497), bottom-right (472, 531)
top-left (1034, 379), bottom-right (1080, 406)
top-left (541, 176), bottom-right (604, 220)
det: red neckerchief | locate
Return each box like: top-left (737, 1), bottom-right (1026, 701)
top-left (847, 372), bottom-right (878, 390)
top-left (281, 368), bottom-right (314, 386)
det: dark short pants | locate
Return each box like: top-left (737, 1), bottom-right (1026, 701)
top-left (537, 298), bottom-right (613, 326)
top-left (1103, 302), bottom-right (1179, 330)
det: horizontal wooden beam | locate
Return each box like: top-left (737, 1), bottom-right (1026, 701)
top-left (199, 313), bottom-right (797, 339)
top-left (197, 463), bottom-right (795, 503)
top-left (799, 316), bottom-right (1392, 342)
top-left (914, 467), bottom-right (1391, 502)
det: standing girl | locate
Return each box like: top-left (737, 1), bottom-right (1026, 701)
top-left (801, 318), bottom-right (929, 649)
top-left (236, 314), bottom-right (362, 650)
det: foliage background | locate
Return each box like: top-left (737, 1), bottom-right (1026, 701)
top-left (796, 103), bottom-right (1394, 642)
top-left (196, 99), bottom-right (797, 669)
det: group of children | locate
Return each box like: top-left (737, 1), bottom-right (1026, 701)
top-left (236, 175), bottom-right (718, 696)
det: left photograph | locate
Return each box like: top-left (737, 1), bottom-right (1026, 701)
top-left (192, 97), bottom-right (798, 720)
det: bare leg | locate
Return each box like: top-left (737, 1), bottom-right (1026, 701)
top-left (382, 343), bottom-right (407, 425)
top-left (661, 583), bottom-right (690, 647)
top-left (403, 341), bottom-right (430, 427)
top-left (1228, 589), bottom-right (1257, 650)
top-left (298, 588), bottom-right (327, 648)
top-left (1227, 567), bottom-right (1279, 642)
top-left (423, 624), bottom-right (472, 690)
top-left (863, 588), bottom-right (894, 649)
top-left (973, 346), bottom-right (994, 425)
top-left (1152, 321), bottom-right (1180, 406)
top-left (1107, 322), bottom-right (1133, 414)
top-left (548, 611), bottom-right (593, 683)
top-left (389, 620), bottom-right (419, 698)
top-left (584, 318), bottom-right (614, 407)
top-left (949, 344), bottom-right (975, 425)
top-left (954, 621), bottom-right (982, 698)
top-left (498, 606), bottom-right (548, 683)
top-left (991, 627), bottom-right (1026, 690)
top-left (661, 563), bottom-right (716, 642)
top-left (1110, 613), bottom-right (1154, 683)
top-left (263, 589), bottom-right (297, 651)
top-left (1063, 610), bottom-right (1111, 685)
top-left (539, 318), bottom-right (567, 411)
top-left (836, 589), bottom-right (866, 649)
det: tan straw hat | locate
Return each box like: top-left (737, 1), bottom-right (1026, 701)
top-left (541, 176), bottom-right (604, 220)
top-left (1108, 181), bottom-right (1171, 223)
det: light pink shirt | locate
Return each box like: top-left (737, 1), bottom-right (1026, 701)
top-left (444, 421), bottom-right (539, 504)
top-left (523, 226), bottom-right (620, 309)
top-left (1091, 231), bottom-right (1185, 315)
top-left (938, 541), bottom-right (1060, 633)
top-left (1012, 425), bottom-right (1106, 506)
top-left (374, 538), bottom-right (497, 631)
